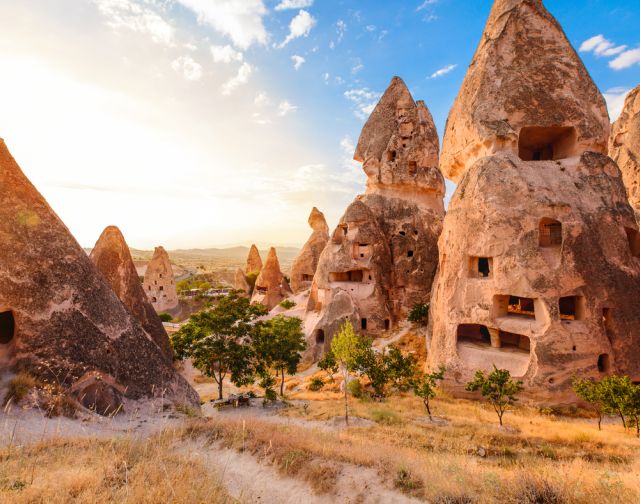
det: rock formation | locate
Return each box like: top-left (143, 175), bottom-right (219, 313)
top-left (234, 267), bottom-right (251, 295)
top-left (610, 85), bottom-right (640, 216)
top-left (251, 247), bottom-right (291, 310)
top-left (0, 139), bottom-right (197, 407)
top-left (305, 77), bottom-right (445, 356)
top-left (428, 0), bottom-right (640, 403)
top-left (290, 207), bottom-right (330, 293)
top-left (234, 244), bottom-right (264, 295)
top-left (143, 247), bottom-right (179, 313)
top-left (245, 244), bottom-right (263, 274)
top-left (90, 226), bottom-right (172, 359)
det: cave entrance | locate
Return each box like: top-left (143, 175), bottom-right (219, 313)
top-left (598, 354), bottom-right (610, 373)
top-left (518, 126), bottom-right (577, 161)
top-left (361, 318), bottom-right (367, 330)
top-left (457, 324), bottom-right (491, 345)
top-left (315, 329), bottom-right (325, 345)
top-left (624, 227), bottom-right (640, 258)
top-left (302, 274), bottom-right (314, 282)
top-left (330, 270), bottom-right (364, 282)
top-left (559, 296), bottom-right (585, 321)
top-left (539, 218), bottom-right (562, 247)
top-left (469, 257), bottom-right (492, 278)
top-left (0, 311), bottom-right (15, 345)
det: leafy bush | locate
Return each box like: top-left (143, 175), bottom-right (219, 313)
top-left (412, 366), bottom-right (446, 420)
top-left (408, 303), bottom-right (429, 325)
top-left (308, 376), bottom-right (325, 391)
top-left (279, 299), bottom-right (296, 310)
top-left (465, 365), bottom-right (523, 426)
top-left (245, 271), bottom-right (259, 293)
top-left (158, 312), bottom-right (173, 322)
top-left (346, 378), bottom-right (363, 398)
top-left (371, 408), bottom-right (402, 425)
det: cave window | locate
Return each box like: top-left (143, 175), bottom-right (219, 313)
top-left (407, 250), bottom-right (414, 258)
top-left (624, 227), bottom-right (640, 258)
top-left (559, 296), bottom-right (585, 321)
top-left (0, 311), bottom-right (15, 345)
top-left (159, 274), bottom-right (163, 278)
top-left (256, 286), bottom-right (268, 293)
top-left (361, 318), bottom-right (367, 330)
top-left (384, 319), bottom-right (390, 330)
top-left (151, 297), bottom-right (157, 303)
top-left (159, 286), bottom-right (164, 291)
top-left (478, 258), bottom-right (490, 277)
top-left (315, 330), bottom-right (325, 345)
top-left (302, 274), bottom-right (314, 282)
top-left (368, 274), bottom-right (372, 281)
top-left (505, 296), bottom-right (536, 318)
top-left (387, 150), bottom-right (397, 162)
top-left (598, 354), bottom-right (610, 373)
top-left (518, 126), bottom-right (577, 161)
top-left (399, 231), bottom-right (406, 236)
top-left (408, 161), bottom-right (417, 176)
top-left (470, 257), bottom-right (492, 278)
top-left (456, 324), bottom-right (491, 344)
top-left (539, 218), bottom-right (562, 247)
top-left (330, 270), bottom-right (364, 282)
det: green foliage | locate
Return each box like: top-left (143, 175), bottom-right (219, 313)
top-left (331, 321), bottom-right (362, 424)
top-left (408, 303), bottom-right (429, 325)
top-left (158, 312), bottom-right (173, 323)
top-left (170, 291), bottom-right (268, 400)
top-left (599, 375), bottom-right (639, 432)
top-left (371, 408), bottom-right (402, 425)
top-left (308, 376), bottom-right (325, 391)
top-left (245, 271), bottom-right (259, 293)
top-left (412, 366), bottom-right (446, 420)
top-left (318, 350), bottom-right (338, 380)
top-left (572, 377), bottom-right (605, 430)
top-left (176, 274), bottom-right (214, 294)
top-left (258, 372), bottom-right (277, 403)
top-left (354, 344), bottom-right (418, 400)
top-left (347, 378), bottom-right (363, 398)
top-left (279, 299), bottom-right (296, 310)
top-left (465, 366), bottom-right (524, 426)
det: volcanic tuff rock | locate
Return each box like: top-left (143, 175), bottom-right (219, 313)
top-left (143, 246), bottom-right (179, 313)
top-left (90, 226), bottom-right (172, 359)
top-left (428, 0), bottom-right (640, 404)
top-left (290, 207), bottom-right (330, 293)
top-left (245, 244), bottom-right (263, 274)
top-left (0, 139), bottom-right (198, 407)
top-left (305, 77), bottom-right (444, 356)
top-left (250, 247), bottom-right (292, 310)
top-left (440, 0), bottom-right (610, 183)
top-left (234, 267), bottom-right (251, 295)
top-left (610, 85), bottom-right (640, 216)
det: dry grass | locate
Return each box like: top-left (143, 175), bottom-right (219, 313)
top-left (0, 432), bottom-right (229, 503)
top-left (2, 373), bottom-right (36, 407)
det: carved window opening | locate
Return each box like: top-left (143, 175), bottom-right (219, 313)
top-left (407, 250), bottom-right (414, 258)
top-left (361, 318), bottom-right (367, 330)
top-left (457, 324), bottom-right (491, 345)
top-left (598, 353), bottom-right (610, 373)
top-left (256, 286), bottom-right (268, 293)
top-left (329, 270), bottom-right (364, 282)
top-left (518, 126), bottom-right (577, 161)
top-left (469, 257), bottom-right (492, 278)
top-left (493, 295), bottom-right (536, 319)
top-left (384, 319), bottom-right (390, 330)
top-left (559, 296), bottom-right (585, 321)
top-left (408, 161), bottom-right (417, 176)
top-left (0, 311), bottom-right (15, 345)
top-left (151, 297), bottom-right (157, 303)
top-left (387, 150), bottom-right (397, 162)
top-left (159, 286), bottom-right (164, 291)
top-left (354, 244), bottom-right (370, 259)
top-left (539, 218), bottom-right (562, 247)
top-left (399, 231), bottom-right (406, 236)
top-left (624, 227), bottom-right (640, 257)
top-left (315, 330), bottom-right (325, 345)
top-left (302, 274), bottom-right (314, 282)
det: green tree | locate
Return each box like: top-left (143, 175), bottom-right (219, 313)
top-left (408, 303), bottom-right (429, 326)
top-left (331, 321), bottom-right (362, 425)
top-left (412, 366), bottom-right (446, 420)
top-left (599, 375), bottom-right (634, 429)
top-left (245, 271), bottom-right (259, 294)
top-left (572, 377), bottom-right (605, 430)
top-left (158, 312), bottom-right (173, 323)
top-left (252, 315), bottom-right (306, 397)
top-left (171, 292), bottom-right (267, 400)
top-left (354, 344), bottom-right (418, 400)
top-left (626, 383), bottom-right (640, 437)
top-left (465, 366), bottom-right (523, 426)
top-left (318, 350), bottom-right (338, 381)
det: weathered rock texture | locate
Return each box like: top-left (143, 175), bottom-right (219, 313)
top-left (234, 245), bottom-right (263, 295)
top-left (143, 247), bottom-right (179, 313)
top-left (610, 85), bottom-right (640, 216)
top-left (0, 139), bottom-right (198, 406)
top-left (305, 77), bottom-right (444, 357)
top-left (250, 247), bottom-right (291, 310)
top-left (234, 267), bottom-right (251, 295)
top-left (245, 244), bottom-right (263, 274)
top-left (428, 0), bottom-right (640, 404)
top-left (90, 226), bottom-right (172, 359)
top-left (290, 208), bottom-right (330, 293)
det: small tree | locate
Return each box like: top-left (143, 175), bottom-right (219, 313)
top-left (626, 383), bottom-right (640, 437)
top-left (408, 303), bottom-right (429, 326)
top-left (465, 366), bottom-right (523, 426)
top-left (158, 312), bottom-right (173, 323)
top-left (599, 375), bottom-right (634, 429)
top-left (572, 377), bottom-right (605, 430)
top-left (354, 345), bottom-right (418, 400)
top-left (412, 366), bottom-right (446, 420)
top-left (331, 321), bottom-right (362, 425)
top-left (318, 350), bottom-right (338, 381)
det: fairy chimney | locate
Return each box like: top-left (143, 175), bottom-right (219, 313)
top-left (245, 244), bottom-right (263, 274)
top-left (428, 0), bottom-right (640, 404)
top-left (143, 247), bottom-right (179, 313)
top-left (290, 207), bottom-right (330, 293)
top-left (234, 267), bottom-right (251, 295)
top-left (305, 77), bottom-right (445, 356)
top-left (610, 85), bottom-right (640, 216)
top-left (0, 139), bottom-right (197, 407)
top-left (250, 247), bottom-right (291, 310)
top-left (90, 226), bottom-right (172, 359)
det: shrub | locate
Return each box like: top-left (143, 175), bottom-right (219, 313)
top-left (370, 408), bottom-right (401, 425)
top-left (465, 366), bottom-right (523, 426)
top-left (3, 372), bottom-right (36, 406)
top-left (158, 312), bottom-right (173, 322)
top-left (279, 299), bottom-right (296, 310)
top-left (308, 376), bottom-right (325, 391)
top-left (346, 378), bottom-right (363, 398)
top-left (408, 303), bottom-right (429, 325)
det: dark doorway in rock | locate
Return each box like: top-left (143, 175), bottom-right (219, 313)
top-left (407, 250), bottom-right (414, 258)
top-left (456, 324), bottom-right (491, 344)
top-left (302, 274), bottom-right (314, 282)
top-left (560, 296), bottom-right (585, 321)
top-left (361, 318), bottom-right (367, 330)
top-left (597, 353), bottom-right (610, 373)
top-left (151, 297), bottom-right (157, 303)
top-left (408, 161), bottom-right (417, 176)
top-left (624, 227), bottom-right (640, 257)
top-left (0, 311), bottom-right (15, 345)
top-left (478, 258), bottom-right (490, 277)
top-left (315, 329), bottom-right (325, 345)
top-left (539, 218), bottom-right (562, 247)
top-left (518, 126), bottom-right (577, 161)
top-left (330, 270), bottom-right (364, 282)
top-left (384, 319), bottom-right (390, 330)
top-left (387, 150), bottom-right (397, 162)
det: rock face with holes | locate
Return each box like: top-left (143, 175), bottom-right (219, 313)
top-left (90, 226), bottom-right (172, 359)
top-left (143, 246), bottom-right (179, 313)
top-left (250, 247), bottom-right (292, 310)
top-left (305, 76), bottom-right (444, 357)
top-left (427, 0), bottom-right (640, 404)
top-left (610, 85), bottom-right (640, 217)
top-left (290, 207), bottom-right (330, 293)
top-left (0, 139), bottom-right (198, 407)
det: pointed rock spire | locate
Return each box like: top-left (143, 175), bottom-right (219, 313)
top-left (90, 226), bottom-right (172, 358)
top-left (143, 246), bottom-right (179, 312)
top-left (441, 0), bottom-right (610, 182)
top-left (290, 207), bottom-right (330, 293)
top-left (245, 244), bottom-right (263, 274)
top-left (251, 247), bottom-right (291, 310)
top-left (234, 267), bottom-right (251, 295)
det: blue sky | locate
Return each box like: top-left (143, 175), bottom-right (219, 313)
top-left (0, 0), bottom-right (639, 249)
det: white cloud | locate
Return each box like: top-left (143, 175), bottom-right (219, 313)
top-left (175, 0), bottom-right (268, 50)
top-left (254, 91), bottom-right (270, 106)
top-left (221, 62), bottom-right (253, 95)
top-left (210, 44), bottom-right (243, 63)
top-left (603, 87), bottom-right (632, 120)
top-left (322, 72), bottom-right (330, 84)
top-left (579, 34), bottom-right (627, 57)
top-left (336, 20), bottom-right (347, 43)
top-left (344, 88), bottom-right (381, 120)
top-left (277, 10), bottom-right (316, 48)
top-left (365, 25), bottom-right (376, 32)
top-left (171, 55), bottom-right (203, 81)
top-left (430, 63), bottom-right (457, 78)
top-left (251, 112), bottom-right (272, 125)
top-left (416, 0), bottom-right (438, 12)
top-left (351, 63), bottom-right (364, 75)
top-left (610, 48), bottom-right (640, 70)
top-left (93, 0), bottom-right (175, 45)
top-left (278, 100), bottom-right (298, 116)
top-left (275, 0), bottom-right (313, 11)
top-left (292, 54), bottom-right (305, 70)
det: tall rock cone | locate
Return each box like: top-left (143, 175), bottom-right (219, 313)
top-left (290, 207), bottom-right (330, 293)
top-left (245, 244), bottom-right (263, 274)
top-left (251, 247), bottom-right (291, 310)
top-left (90, 226), bottom-right (172, 359)
top-left (440, 0), bottom-right (609, 182)
top-left (234, 267), bottom-right (251, 295)
top-left (143, 246), bottom-right (179, 313)
top-left (428, 0), bottom-right (640, 404)
top-left (305, 77), bottom-right (444, 358)
top-left (0, 139), bottom-right (197, 407)
top-left (610, 85), bottom-right (640, 216)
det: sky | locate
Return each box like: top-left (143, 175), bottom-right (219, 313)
top-left (0, 0), bottom-right (639, 249)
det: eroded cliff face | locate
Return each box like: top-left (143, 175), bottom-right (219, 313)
top-left (290, 207), bottom-right (330, 293)
top-left (0, 139), bottom-right (198, 406)
top-left (427, 0), bottom-right (640, 404)
top-left (251, 247), bottom-right (291, 310)
top-left (143, 247), bottom-right (179, 313)
top-left (610, 85), bottom-right (640, 216)
top-left (304, 77), bottom-right (444, 357)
